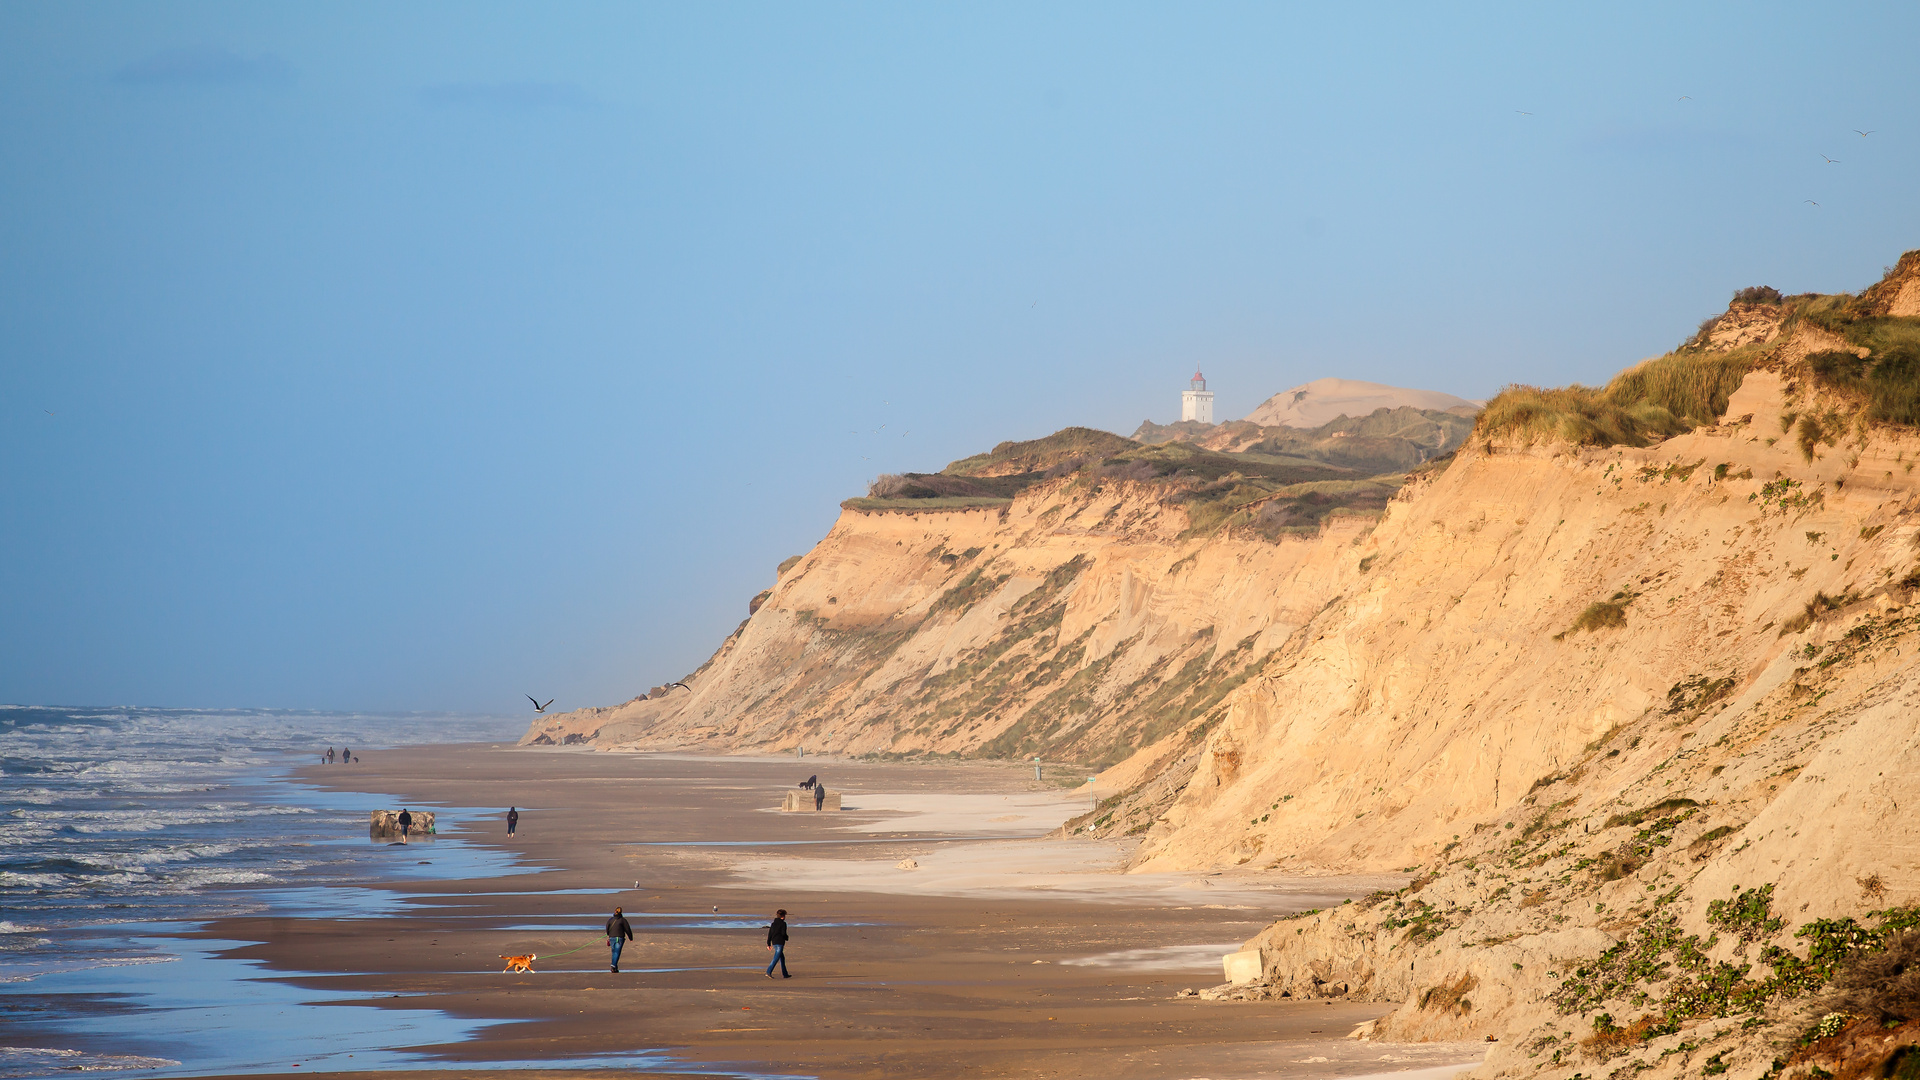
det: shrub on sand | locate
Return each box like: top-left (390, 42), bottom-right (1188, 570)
top-left (1555, 600), bottom-right (1628, 640)
top-left (1480, 350), bottom-right (1756, 448)
top-left (1817, 928), bottom-right (1920, 1025)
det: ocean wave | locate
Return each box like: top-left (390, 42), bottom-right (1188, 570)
top-left (61, 841), bottom-right (252, 872)
top-left (0, 922), bottom-right (47, 934)
top-left (0, 1046), bottom-right (182, 1077)
top-left (56, 804), bottom-right (318, 834)
top-left (0, 872), bottom-right (70, 888)
top-left (0, 953), bottom-right (180, 984)
top-left (166, 868), bottom-right (279, 888)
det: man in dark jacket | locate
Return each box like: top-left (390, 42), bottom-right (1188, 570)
top-left (506, 807), bottom-right (519, 836)
top-left (765, 909), bottom-right (790, 978)
top-left (397, 808), bottom-right (412, 843)
top-left (606, 907), bottom-right (633, 973)
top-left (813, 783), bottom-right (825, 811)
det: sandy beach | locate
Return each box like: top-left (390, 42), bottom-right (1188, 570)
top-left (168, 745), bottom-right (1480, 1080)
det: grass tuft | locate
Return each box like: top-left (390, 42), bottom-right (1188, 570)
top-left (1556, 599), bottom-right (1628, 639)
top-left (1480, 350), bottom-right (1756, 448)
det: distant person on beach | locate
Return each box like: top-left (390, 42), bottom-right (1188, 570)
top-left (398, 808), bottom-right (412, 843)
top-left (606, 907), bottom-right (633, 973)
top-left (507, 807), bottom-right (518, 836)
top-left (343, 746), bottom-right (353, 764)
top-left (813, 783), bottom-right (825, 811)
top-left (765, 909), bottom-right (790, 978)
top-left (326, 747), bottom-right (335, 764)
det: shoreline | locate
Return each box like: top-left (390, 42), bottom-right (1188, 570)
top-left (21, 743), bottom-right (1482, 1080)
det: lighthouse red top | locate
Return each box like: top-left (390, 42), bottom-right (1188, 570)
top-left (1189, 371), bottom-right (1207, 391)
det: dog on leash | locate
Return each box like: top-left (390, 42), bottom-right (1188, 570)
top-left (500, 954), bottom-right (536, 974)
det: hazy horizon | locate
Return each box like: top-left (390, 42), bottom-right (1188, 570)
top-left (4, 2), bottom-right (1916, 713)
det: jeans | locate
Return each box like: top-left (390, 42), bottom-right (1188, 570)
top-left (766, 943), bottom-right (788, 977)
top-left (610, 937), bottom-right (625, 969)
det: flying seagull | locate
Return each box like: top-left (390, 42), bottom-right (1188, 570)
top-left (1678, 96), bottom-right (1691, 101)
top-left (1820, 154), bottom-right (1840, 164)
top-left (1805, 200), bottom-right (1820, 206)
top-left (1854, 130), bottom-right (1875, 137)
top-left (1515, 110), bottom-right (1532, 115)
top-left (527, 695), bottom-right (554, 713)
top-left (669, 681), bottom-right (691, 692)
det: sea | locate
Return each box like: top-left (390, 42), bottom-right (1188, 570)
top-left (0, 704), bottom-right (560, 1078)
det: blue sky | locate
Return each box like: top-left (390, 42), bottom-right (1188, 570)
top-left (3, 2), bottom-right (1915, 712)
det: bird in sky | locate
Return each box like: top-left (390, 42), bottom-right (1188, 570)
top-left (1805, 200), bottom-right (1820, 206)
top-left (1854, 129), bottom-right (1875, 137)
top-left (527, 696), bottom-right (554, 713)
top-left (669, 681), bottom-right (691, 692)
top-left (1515, 110), bottom-right (1532, 115)
top-left (1820, 154), bottom-right (1840, 164)
top-left (1678, 96), bottom-right (1691, 101)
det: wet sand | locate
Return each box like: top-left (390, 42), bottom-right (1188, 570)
top-left (185, 746), bottom-right (1477, 1080)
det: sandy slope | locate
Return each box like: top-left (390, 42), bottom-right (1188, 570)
top-left (1245, 379), bottom-right (1481, 429)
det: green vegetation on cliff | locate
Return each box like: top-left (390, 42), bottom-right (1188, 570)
top-left (1477, 250), bottom-right (1920, 448)
top-left (850, 419), bottom-right (1417, 542)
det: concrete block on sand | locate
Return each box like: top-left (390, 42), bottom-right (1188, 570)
top-left (781, 789), bottom-right (842, 811)
top-left (369, 809), bottom-right (434, 838)
top-left (1223, 949), bottom-right (1263, 985)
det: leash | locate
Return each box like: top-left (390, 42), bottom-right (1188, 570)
top-left (536, 939), bottom-right (610, 961)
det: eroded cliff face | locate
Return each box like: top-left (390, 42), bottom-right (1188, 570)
top-left (529, 251), bottom-right (1920, 1080)
top-left (1117, 370), bottom-right (1920, 876)
top-left (1118, 304), bottom-right (1920, 1079)
top-left (525, 477), bottom-right (1372, 771)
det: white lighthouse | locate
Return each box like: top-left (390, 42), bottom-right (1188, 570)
top-left (1180, 370), bottom-right (1215, 424)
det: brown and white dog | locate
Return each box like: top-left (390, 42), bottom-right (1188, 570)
top-left (500, 954), bottom-right (536, 974)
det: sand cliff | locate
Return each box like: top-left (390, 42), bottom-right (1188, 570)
top-left (529, 251), bottom-right (1920, 1080)
top-left (526, 477), bottom-right (1370, 777)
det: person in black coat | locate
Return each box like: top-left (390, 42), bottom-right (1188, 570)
top-left (606, 907), bottom-right (633, 973)
top-left (764, 909), bottom-right (790, 978)
top-left (506, 807), bottom-right (519, 836)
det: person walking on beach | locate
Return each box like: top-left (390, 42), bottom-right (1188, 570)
top-left (606, 907), bottom-right (633, 973)
top-left (342, 746), bottom-right (353, 764)
top-left (813, 782), bottom-right (825, 811)
top-left (398, 808), bottom-right (413, 843)
top-left (506, 807), bottom-right (519, 836)
top-left (765, 909), bottom-right (790, 979)
top-left (326, 747), bottom-right (335, 764)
